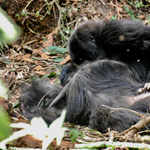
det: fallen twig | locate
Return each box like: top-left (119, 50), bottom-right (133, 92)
top-left (75, 141), bottom-right (150, 149)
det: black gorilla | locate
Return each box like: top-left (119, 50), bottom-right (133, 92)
top-left (20, 79), bottom-right (66, 123)
top-left (20, 60), bottom-right (150, 132)
top-left (60, 19), bottom-right (150, 86)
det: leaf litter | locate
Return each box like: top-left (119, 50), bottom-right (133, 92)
top-left (0, 0), bottom-right (150, 149)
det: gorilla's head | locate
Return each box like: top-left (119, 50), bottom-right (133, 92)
top-left (68, 20), bottom-right (106, 65)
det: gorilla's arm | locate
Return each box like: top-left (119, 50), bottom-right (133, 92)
top-left (60, 63), bottom-right (78, 86)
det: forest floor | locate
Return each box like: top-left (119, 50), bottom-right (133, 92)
top-left (1, 0), bottom-right (150, 149)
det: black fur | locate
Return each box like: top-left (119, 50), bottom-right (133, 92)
top-left (65, 19), bottom-right (150, 83)
top-left (60, 63), bottom-right (78, 86)
top-left (19, 79), bottom-right (66, 124)
top-left (20, 60), bottom-right (150, 132)
top-left (20, 79), bottom-right (63, 110)
top-left (89, 106), bottom-right (144, 132)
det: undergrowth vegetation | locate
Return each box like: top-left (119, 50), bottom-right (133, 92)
top-left (0, 0), bottom-right (150, 149)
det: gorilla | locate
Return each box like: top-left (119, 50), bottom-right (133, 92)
top-left (60, 19), bottom-right (150, 86)
top-left (20, 60), bottom-right (150, 133)
top-left (20, 79), bottom-right (65, 123)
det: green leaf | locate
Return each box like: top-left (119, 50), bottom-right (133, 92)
top-left (54, 58), bottom-right (64, 63)
top-left (12, 102), bottom-right (19, 108)
top-left (10, 69), bottom-right (17, 73)
top-left (42, 74), bottom-right (50, 78)
top-left (71, 29), bottom-right (74, 34)
top-left (123, 6), bottom-right (129, 11)
top-left (110, 17), bottom-right (117, 20)
top-left (3, 61), bottom-right (12, 64)
top-left (135, 1), bottom-right (144, 8)
top-left (127, 12), bottom-right (138, 20)
top-left (21, 9), bottom-right (27, 16)
top-left (42, 46), bottom-right (68, 54)
top-left (0, 105), bottom-right (11, 140)
top-left (40, 16), bottom-right (44, 20)
top-left (48, 71), bottom-right (57, 78)
top-left (42, 72), bottom-right (57, 78)
top-left (36, 11), bottom-right (39, 17)
top-left (69, 129), bottom-right (79, 143)
top-left (148, 16), bottom-right (150, 23)
top-left (15, 14), bottom-right (20, 17)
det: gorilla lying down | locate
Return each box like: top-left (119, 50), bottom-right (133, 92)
top-left (61, 19), bottom-right (150, 86)
top-left (20, 60), bottom-right (150, 133)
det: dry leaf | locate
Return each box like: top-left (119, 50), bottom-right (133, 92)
top-left (33, 65), bottom-right (43, 71)
top-left (22, 58), bottom-right (34, 63)
top-left (22, 54), bottom-right (33, 62)
top-left (14, 54), bottom-right (22, 61)
top-left (41, 27), bottom-right (59, 47)
top-left (13, 135), bottom-right (42, 148)
top-left (9, 54), bottom-right (19, 59)
top-left (41, 52), bottom-right (50, 60)
top-left (0, 100), bottom-right (10, 111)
top-left (32, 49), bottom-right (43, 55)
top-left (139, 15), bottom-right (145, 19)
top-left (107, 13), bottom-right (113, 19)
top-left (33, 48), bottom-right (50, 60)
top-left (35, 71), bottom-right (48, 76)
top-left (118, 7), bottom-right (123, 12)
top-left (22, 54), bottom-right (31, 59)
top-left (59, 55), bottom-right (71, 65)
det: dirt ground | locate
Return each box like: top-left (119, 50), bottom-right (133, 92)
top-left (1, 0), bottom-right (150, 149)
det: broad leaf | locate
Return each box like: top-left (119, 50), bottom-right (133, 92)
top-left (42, 46), bottom-right (68, 54)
